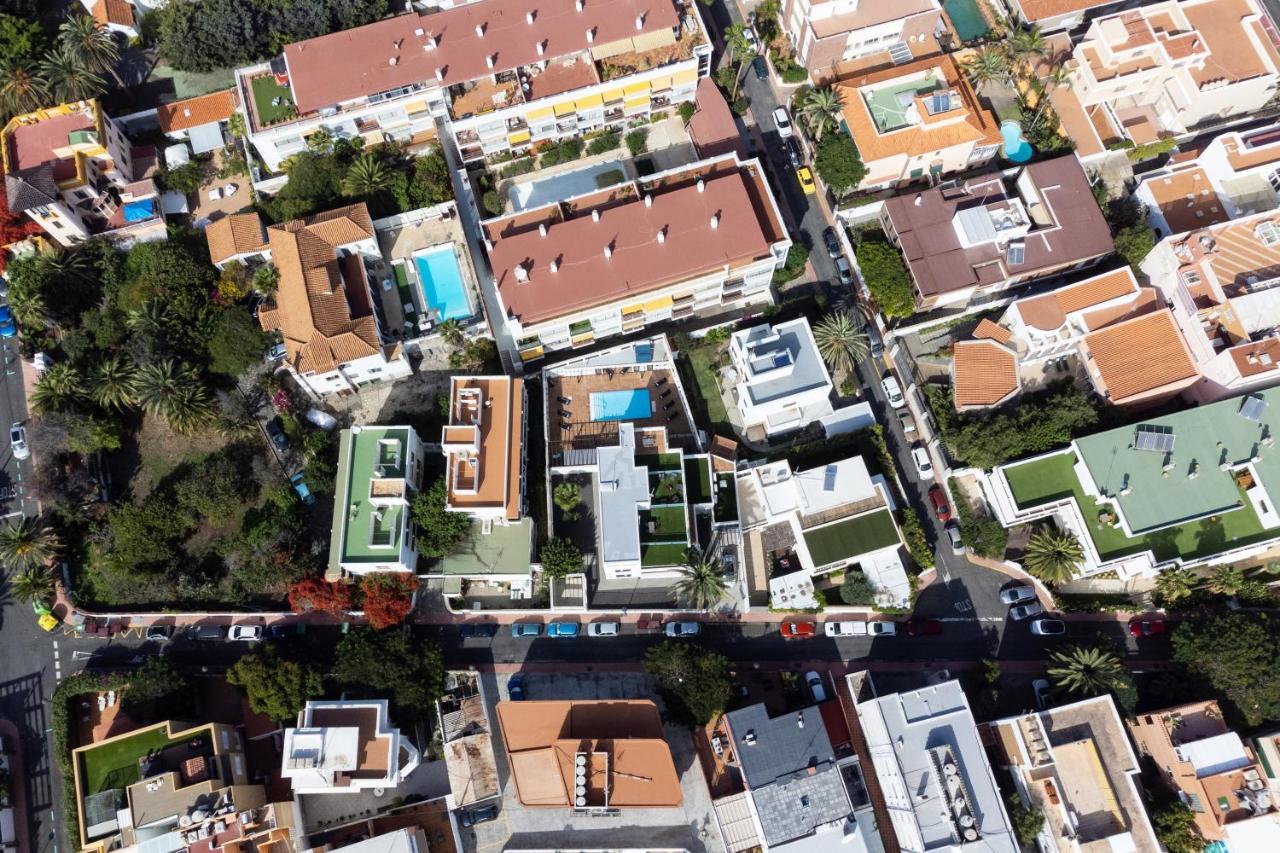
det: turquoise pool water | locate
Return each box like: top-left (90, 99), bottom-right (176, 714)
top-left (590, 389), bottom-right (651, 422)
top-left (123, 199), bottom-right (155, 222)
top-left (414, 246), bottom-right (472, 322)
top-left (944, 0), bottom-right (990, 42)
top-left (1000, 120), bottom-right (1033, 163)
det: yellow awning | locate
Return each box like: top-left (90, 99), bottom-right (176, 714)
top-left (526, 106), bottom-right (555, 121)
top-left (673, 68), bottom-right (698, 86)
top-left (624, 96), bottom-right (650, 108)
top-left (642, 295), bottom-right (674, 312)
top-left (576, 93), bottom-right (604, 110)
top-left (508, 129), bottom-right (531, 145)
top-left (648, 76), bottom-right (672, 91)
top-left (403, 100), bottom-right (428, 113)
top-left (602, 87), bottom-right (626, 103)
top-left (621, 303), bottom-right (644, 316)
top-left (519, 346), bottom-right (545, 361)
top-left (553, 101), bottom-right (576, 117)
top-left (623, 82), bottom-right (649, 96)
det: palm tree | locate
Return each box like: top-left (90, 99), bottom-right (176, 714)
top-left (92, 355), bottom-right (138, 411)
top-left (0, 516), bottom-right (61, 572)
top-left (1031, 64), bottom-right (1071, 130)
top-left (1023, 523), bottom-right (1084, 585)
top-left (136, 360), bottom-right (214, 433)
top-left (342, 154), bottom-right (392, 198)
top-left (671, 547), bottom-right (728, 610)
top-left (813, 311), bottom-right (869, 377)
top-left (725, 23), bottom-right (753, 99)
top-left (437, 318), bottom-right (464, 348)
top-left (1006, 24), bottom-right (1048, 73)
top-left (1208, 565), bottom-right (1246, 597)
top-left (135, 359), bottom-right (183, 418)
top-left (1047, 645), bottom-right (1126, 697)
top-left (58, 15), bottom-right (123, 89)
top-left (165, 383), bottom-right (216, 434)
top-left (6, 280), bottom-right (48, 330)
top-left (31, 363), bottom-right (83, 415)
top-left (0, 59), bottom-right (50, 118)
top-left (1154, 567), bottom-right (1199, 604)
top-left (7, 567), bottom-right (54, 606)
top-left (39, 45), bottom-right (106, 104)
top-left (128, 300), bottom-right (170, 340)
top-left (800, 86), bottom-right (843, 142)
top-left (43, 249), bottom-right (96, 283)
top-left (962, 47), bottom-right (1009, 92)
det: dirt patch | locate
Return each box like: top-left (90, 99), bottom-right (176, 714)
top-left (127, 416), bottom-right (232, 501)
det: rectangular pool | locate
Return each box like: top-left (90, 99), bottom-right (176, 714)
top-left (590, 389), bottom-right (652, 422)
top-left (943, 0), bottom-right (990, 41)
top-left (414, 246), bottom-right (472, 322)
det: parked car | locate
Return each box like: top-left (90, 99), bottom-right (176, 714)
top-left (266, 342), bottom-right (287, 361)
top-left (744, 26), bottom-right (759, 53)
top-left (805, 671), bottom-right (828, 703)
top-left (911, 444), bottom-right (933, 479)
top-left (752, 55), bottom-right (768, 80)
top-left (1032, 678), bottom-right (1052, 710)
top-left (145, 625), bottom-right (173, 642)
top-left (32, 352), bottom-right (50, 376)
top-left (461, 622), bottom-right (498, 639)
top-left (944, 521), bottom-right (965, 555)
top-left (906, 618), bottom-right (943, 636)
top-left (228, 625), bottom-right (263, 642)
top-left (507, 675), bottom-right (525, 700)
top-left (665, 621), bottom-right (701, 637)
top-left (267, 624), bottom-right (297, 641)
top-left (0, 305), bottom-right (16, 338)
top-left (1000, 585), bottom-right (1037, 605)
top-left (781, 621), bottom-right (816, 639)
top-left (785, 136), bottom-right (804, 169)
top-left (1030, 618), bottom-right (1067, 637)
top-left (835, 256), bottom-right (854, 286)
top-left (459, 803), bottom-right (499, 827)
top-left (290, 472), bottom-right (315, 505)
top-left (824, 621), bottom-right (868, 637)
top-left (265, 417), bottom-right (289, 453)
top-left (869, 621), bottom-right (898, 637)
top-left (796, 166), bottom-right (816, 194)
top-left (305, 408), bottom-right (338, 430)
top-left (510, 622), bottom-right (541, 637)
top-left (1009, 602), bottom-right (1044, 621)
top-left (1129, 617), bottom-right (1167, 637)
top-left (773, 106), bottom-right (793, 138)
top-left (865, 323), bottom-right (885, 360)
top-left (547, 621), bottom-right (580, 638)
top-left (927, 486), bottom-right (951, 521)
top-left (9, 423), bottom-right (28, 460)
top-left (190, 625), bottom-right (225, 641)
top-left (823, 227), bottom-right (842, 259)
top-left (587, 621), bottom-right (620, 637)
top-left (881, 374), bottom-right (905, 408)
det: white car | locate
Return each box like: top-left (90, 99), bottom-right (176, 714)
top-left (824, 621), bottom-right (868, 637)
top-left (9, 423), bottom-right (28, 460)
top-left (587, 622), bottom-right (620, 637)
top-left (1032, 678), bottom-right (1052, 710)
top-left (1009, 602), bottom-right (1044, 621)
top-left (869, 621), bottom-right (897, 637)
top-left (32, 352), bottom-right (50, 376)
top-left (911, 445), bottom-right (933, 479)
top-left (773, 106), bottom-right (793, 138)
top-left (664, 621), bottom-right (701, 637)
top-left (881, 375), bottom-right (905, 408)
top-left (228, 625), bottom-right (263, 642)
top-left (805, 671), bottom-right (828, 703)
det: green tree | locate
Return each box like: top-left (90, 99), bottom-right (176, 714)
top-left (136, 360), bottom-right (215, 434)
top-left (813, 135), bottom-right (867, 196)
top-left (208, 306), bottom-right (268, 377)
top-left (961, 46), bottom-right (1009, 92)
top-left (553, 481), bottom-right (582, 516)
top-left (332, 628), bottom-right (445, 719)
top-left (1152, 803), bottom-right (1201, 853)
top-left (1114, 223), bottom-right (1156, 270)
top-left (1154, 567), bottom-right (1199, 605)
top-left (31, 364), bottom-right (84, 415)
top-left (227, 645), bottom-right (324, 723)
top-left (106, 500), bottom-right (184, 573)
top-left (644, 640), bottom-right (731, 725)
top-left (724, 23), bottom-right (753, 98)
top-left (410, 479), bottom-right (471, 557)
top-left (7, 567), bottom-right (54, 606)
top-left (91, 355), bottom-right (138, 411)
top-left (812, 310), bottom-right (868, 376)
top-left (58, 15), bottom-right (123, 89)
top-left (540, 537), bottom-right (583, 579)
top-left (1208, 565), bottom-right (1246, 597)
top-left (1171, 613), bottom-right (1280, 726)
top-left (1005, 24), bottom-right (1048, 73)
top-left (38, 45), bottom-right (105, 103)
top-left (253, 264), bottom-right (280, 295)
top-left (1023, 523), bottom-right (1084, 585)
top-left (839, 571), bottom-right (875, 605)
top-left (625, 128), bottom-right (648, 157)
top-left (925, 382), bottom-right (1099, 468)
top-left (1047, 645), bottom-right (1126, 698)
top-left (799, 86), bottom-right (843, 141)
top-left (853, 239), bottom-right (915, 318)
top-left (0, 14), bottom-right (47, 66)
top-left (671, 548), bottom-right (728, 610)
top-left (1006, 795), bottom-right (1044, 847)
top-left (0, 59), bottom-right (49, 117)
top-left (67, 414), bottom-right (123, 455)
top-left (342, 153), bottom-right (392, 198)
top-left (0, 516), bottom-right (60, 571)
top-left (437, 318), bottom-right (464, 348)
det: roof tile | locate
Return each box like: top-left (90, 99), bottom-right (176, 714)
top-left (953, 340), bottom-right (1020, 408)
top-left (157, 90), bottom-right (237, 134)
top-left (1082, 309), bottom-right (1199, 403)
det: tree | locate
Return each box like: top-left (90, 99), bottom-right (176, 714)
top-left (962, 46), bottom-right (1009, 92)
top-left (1154, 567), bottom-right (1199, 605)
top-left (437, 318), bottom-right (464, 348)
top-left (38, 45), bottom-right (106, 103)
top-left (0, 185), bottom-right (42, 247)
top-left (1022, 523), bottom-right (1083, 585)
top-left (0, 516), bottom-right (60, 571)
top-left (360, 573), bottom-right (417, 629)
top-left (1208, 565), bottom-right (1245, 597)
top-left (58, 15), bottom-right (123, 89)
top-left (1171, 613), bottom-right (1280, 726)
top-left (854, 239), bottom-right (915, 318)
top-left (288, 575), bottom-right (353, 615)
top-left (724, 23), bottom-right (753, 98)
top-left (410, 480), bottom-right (471, 557)
top-left (1005, 24), bottom-right (1048, 73)
top-left (333, 628), bottom-right (445, 719)
top-left (1006, 795), bottom-right (1045, 847)
top-left (553, 482), bottom-right (582, 515)
top-left (540, 537), bottom-right (583, 579)
top-left (799, 86), bottom-right (843, 141)
top-left (0, 14), bottom-right (46, 66)
top-left (813, 135), bottom-right (867, 196)
top-left (1114, 222), bottom-right (1156, 270)
top-left (644, 640), bottom-right (731, 725)
top-left (208, 306), bottom-right (268, 377)
top-left (0, 59), bottom-right (49, 118)
top-left (1152, 803), bottom-right (1201, 853)
top-left (253, 264), bottom-right (279, 295)
top-left (671, 548), bottom-right (728, 610)
top-left (812, 311), bottom-right (868, 376)
top-left (31, 364), bottom-right (84, 415)
top-left (839, 571), bottom-right (875, 605)
top-left (91, 355), bottom-right (138, 411)
top-left (136, 360), bottom-right (215, 434)
top-left (227, 645), bottom-right (323, 723)
top-left (7, 567), bottom-right (54, 606)
top-left (343, 153), bottom-right (392, 198)
top-left (1047, 645), bottom-right (1126, 697)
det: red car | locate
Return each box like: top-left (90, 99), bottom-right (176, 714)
top-left (906, 618), bottom-right (943, 636)
top-left (1129, 617), bottom-right (1166, 638)
top-left (927, 486), bottom-right (952, 522)
top-left (781, 621), bottom-right (816, 639)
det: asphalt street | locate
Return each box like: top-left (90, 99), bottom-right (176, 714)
top-left (0, 338), bottom-right (32, 517)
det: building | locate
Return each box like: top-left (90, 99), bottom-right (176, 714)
top-left (981, 386), bottom-right (1280, 579)
top-left (721, 700), bottom-right (884, 853)
top-left (282, 700), bottom-right (420, 795)
top-left (999, 0), bottom-right (1133, 33)
top-left (208, 204), bottom-right (414, 397)
top-left (79, 0), bottom-right (147, 40)
top-left (235, 0), bottom-right (711, 176)
top-left (2, 100), bottom-right (165, 248)
top-left (735, 455), bottom-right (909, 609)
top-left (157, 90), bottom-right (239, 156)
top-left (990, 695), bottom-right (1161, 853)
top-left (880, 156), bottom-right (1112, 310)
top-left (1053, 0), bottom-right (1280, 155)
top-left (327, 425), bottom-right (425, 579)
top-left (853, 678), bottom-right (1018, 853)
top-left (483, 153), bottom-right (790, 361)
top-left (834, 54), bottom-right (1001, 190)
top-left (493, 700), bottom-right (682, 809)
top-left (1128, 700), bottom-right (1280, 845)
top-left (728, 319), bottom-right (835, 441)
top-left (437, 673), bottom-right (500, 808)
top-left (781, 0), bottom-right (944, 77)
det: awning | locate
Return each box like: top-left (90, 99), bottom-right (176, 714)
top-left (575, 93), bottom-right (604, 110)
top-left (163, 142), bottom-right (191, 169)
top-left (187, 122), bottom-right (224, 154)
top-left (623, 82), bottom-right (649, 96)
top-left (553, 101), bottom-right (575, 117)
top-left (526, 106), bottom-right (554, 121)
top-left (508, 129), bottom-right (531, 145)
top-left (601, 87), bottom-right (626, 103)
top-left (673, 68), bottom-right (699, 86)
top-left (642, 295), bottom-right (673, 312)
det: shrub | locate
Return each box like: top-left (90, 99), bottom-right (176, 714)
top-left (839, 572), bottom-right (875, 605)
top-left (288, 575), bottom-right (353, 614)
top-left (813, 134), bottom-right (868, 195)
top-left (900, 508), bottom-right (934, 569)
top-left (773, 242), bottom-right (807, 284)
top-left (499, 157), bottom-right (536, 179)
top-left (1115, 223), bottom-right (1156, 270)
top-left (678, 101), bottom-right (696, 124)
top-left (481, 189), bottom-right (503, 216)
top-left (1127, 137), bottom-right (1177, 162)
top-left (540, 537), bottom-right (583, 578)
top-left (625, 128), bottom-right (649, 157)
top-left (586, 131), bottom-right (620, 155)
top-left (360, 573), bottom-right (418, 629)
top-left (854, 238), bottom-right (914, 318)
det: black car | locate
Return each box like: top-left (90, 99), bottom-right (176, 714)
top-left (752, 56), bottom-right (768, 80)
top-left (265, 417), bottom-right (289, 453)
top-left (461, 622), bottom-right (498, 639)
top-left (822, 227), bottom-right (842, 259)
top-left (785, 136), bottom-right (803, 168)
top-left (460, 803), bottom-right (500, 828)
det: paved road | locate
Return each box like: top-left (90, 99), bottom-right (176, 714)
top-left (0, 339), bottom-right (32, 516)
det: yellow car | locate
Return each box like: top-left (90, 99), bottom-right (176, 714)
top-left (796, 166), bottom-right (816, 195)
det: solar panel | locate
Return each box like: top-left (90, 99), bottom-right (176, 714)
top-left (1239, 394), bottom-right (1267, 422)
top-left (823, 464), bottom-right (838, 492)
top-left (1134, 424), bottom-right (1175, 452)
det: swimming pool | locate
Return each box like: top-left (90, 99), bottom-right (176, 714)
top-left (123, 199), bottom-right (155, 222)
top-left (590, 389), bottom-right (652, 422)
top-left (943, 0), bottom-right (990, 42)
top-left (414, 246), bottom-right (472, 322)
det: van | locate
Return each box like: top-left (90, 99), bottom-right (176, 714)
top-left (190, 625), bottom-right (225, 641)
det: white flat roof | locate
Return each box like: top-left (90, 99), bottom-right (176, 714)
top-left (1180, 731), bottom-right (1252, 778)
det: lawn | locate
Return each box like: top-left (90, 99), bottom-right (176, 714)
top-left (684, 458), bottom-right (712, 504)
top-left (249, 74), bottom-right (298, 126)
top-left (641, 542), bottom-right (690, 567)
top-left (79, 727), bottom-right (188, 795)
top-left (1003, 452), bottom-right (1271, 562)
top-left (802, 509), bottom-right (900, 569)
top-left (678, 340), bottom-right (731, 436)
top-left (651, 471), bottom-right (684, 504)
top-left (636, 452), bottom-right (682, 472)
top-left (639, 506), bottom-right (688, 539)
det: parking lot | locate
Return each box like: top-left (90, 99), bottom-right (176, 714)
top-left (462, 671), bottom-right (726, 853)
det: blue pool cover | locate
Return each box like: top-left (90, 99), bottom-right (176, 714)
top-left (590, 389), bottom-right (652, 422)
top-left (634, 342), bottom-right (654, 362)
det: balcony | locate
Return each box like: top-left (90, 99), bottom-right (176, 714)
top-left (597, 28), bottom-right (702, 82)
top-left (449, 74), bottom-right (522, 120)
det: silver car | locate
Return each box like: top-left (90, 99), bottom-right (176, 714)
top-left (664, 621), bottom-right (701, 637)
top-left (9, 423), bottom-right (28, 460)
top-left (587, 622), bottom-right (620, 637)
top-left (1009, 602), bottom-right (1044, 621)
top-left (1000, 585), bottom-right (1036, 605)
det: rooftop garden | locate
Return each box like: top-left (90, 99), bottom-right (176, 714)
top-left (79, 726), bottom-right (195, 795)
top-left (713, 473), bottom-right (738, 523)
top-left (248, 74), bottom-right (297, 127)
top-left (684, 457), bottom-right (712, 505)
top-left (802, 508), bottom-right (900, 569)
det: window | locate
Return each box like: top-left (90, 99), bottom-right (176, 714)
top-left (1006, 242), bottom-right (1026, 266)
top-left (1256, 221), bottom-right (1280, 246)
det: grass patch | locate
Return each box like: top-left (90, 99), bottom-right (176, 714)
top-left (637, 452), bottom-right (682, 471)
top-left (641, 542), bottom-right (689, 567)
top-left (639, 506), bottom-right (688, 539)
top-left (684, 458), bottom-right (712, 504)
top-left (249, 74), bottom-right (297, 125)
top-left (802, 509), bottom-right (900, 569)
top-left (79, 727), bottom-right (188, 795)
top-left (678, 339), bottom-right (731, 437)
top-left (594, 168), bottom-right (626, 189)
top-left (651, 471), bottom-right (684, 503)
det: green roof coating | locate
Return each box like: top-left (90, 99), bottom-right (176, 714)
top-left (864, 72), bottom-right (944, 133)
top-left (440, 519), bottom-right (534, 575)
top-left (803, 508), bottom-right (901, 568)
top-left (1072, 388), bottom-right (1280, 534)
top-left (329, 426), bottom-right (412, 567)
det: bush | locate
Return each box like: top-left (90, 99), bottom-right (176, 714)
top-left (1115, 223), bottom-right (1156, 270)
top-left (586, 131), bottom-right (620, 155)
top-left (854, 238), bottom-right (915, 318)
top-left (1127, 137), bottom-right (1177, 162)
top-left (160, 161), bottom-right (204, 196)
top-left (773, 241), bottom-right (807, 284)
top-left (540, 537), bottom-right (583, 578)
top-left (481, 189), bottom-right (503, 216)
top-left (1007, 795), bottom-right (1045, 847)
top-left (1055, 593), bottom-right (1137, 613)
top-left (900, 508), bottom-right (934, 569)
top-left (813, 134), bottom-right (868, 196)
top-left (678, 101), bottom-right (696, 124)
top-left (839, 572), bottom-right (875, 605)
top-left (499, 157), bottom-right (536, 179)
top-left (539, 138), bottom-right (583, 167)
top-left (625, 128), bottom-right (649, 157)
top-left (947, 480), bottom-right (1008, 560)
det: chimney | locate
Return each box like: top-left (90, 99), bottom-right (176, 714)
top-left (635, 14), bottom-right (644, 29)
top-left (475, 23), bottom-right (485, 37)
top-left (539, 223), bottom-right (548, 237)
top-left (657, 229), bottom-right (665, 243)
top-left (435, 67), bottom-right (444, 81)
top-left (514, 264), bottom-right (529, 282)
top-left (486, 54), bottom-right (495, 69)
top-left (696, 178), bottom-right (705, 193)
top-left (550, 259), bottom-right (559, 272)
top-left (526, 11), bottom-right (535, 24)
top-left (536, 42), bottom-right (545, 56)
top-left (604, 244), bottom-right (613, 259)
top-left (414, 27), bottom-right (424, 37)
top-left (426, 35), bottom-right (438, 49)
top-left (591, 209), bottom-right (600, 222)
top-left (644, 195), bottom-right (652, 207)
top-left (710, 214), bottom-right (719, 229)
top-left (586, 28), bottom-right (595, 43)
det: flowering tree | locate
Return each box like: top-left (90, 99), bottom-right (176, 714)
top-left (360, 573), bottom-right (418, 629)
top-left (288, 575), bottom-right (353, 615)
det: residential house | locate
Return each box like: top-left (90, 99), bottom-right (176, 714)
top-left (79, 0), bottom-right (146, 40)
top-left (1128, 700), bottom-right (1280, 846)
top-left (687, 77), bottom-right (748, 161)
top-left (436, 672), bottom-right (500, 808)
top-left (1053, 0), bottom-right (1280, 155)
top-left (2, 100), bottom-right (165, 249)
top-left (880, 156), bottom-right (1113, 310)
top-left (484, 153), bottom-right (790, 361)
top-left (235, 0), bottom-right (712, 176)
top-left (157, 90), bottom-right (239, 156)
top-left (990, 695), bottom-right (1161, 853)
top-left (835, 54), bottom-right (1002, 190)
top-left (282, 700), bottom-right (420, 795)
top-left (728, 318), bottom-right (835, 441)
top-left (208, 204), bottom-right (413, 397)
top-left (998, 0), bottom-right (1136, 33)
top-left (852, 677), bottom-right (1019, 853)
top-left (736, 455), bottom-right (909, 609)
top-left (780, 0), bottom-right (944, 77)
top-left (327, 425), bottom-right (425, 579)
top-left (493, 700), bottom-right (682, 809)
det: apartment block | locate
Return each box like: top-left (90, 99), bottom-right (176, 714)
top-left (235, 0), bottom-right (711, 177)
top-left (327, 425), bottom-right (425, 579)
top-left (999, 0), bottom-right (1133, 33)
top-left (780, 0), bottom-right (943, 77)
top-left (484, 153), bottom-right (789, 360)
top-left (729, 319), bottom-right (835, 440)
top-left (282, 700), bottom-right (420, 795)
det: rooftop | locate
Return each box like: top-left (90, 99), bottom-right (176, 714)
top-left (442, 376), bottom-right (524, 520)
top-left (2, 101), bottom-right (100, 184)
top-left (1012, 0), bottom-right (1121, 23)
top-left (952, 340), bottom-right (1020, 409)
top-left (206, 212), bottom-right (268, 265)
top-left (438, 518), bottom-right (533, 575)
top-left (283, 701), bottom-right (406, 792)
top-left (1138, 165), bottom-right (1229, 234)
top-left (687, 76), bottom-right (746, 160)
top-left (332, 426), bottom-right (415, 564)
top-left (1012, 267), bottom-right (1140, 332)
top-left (157, 90), bottom-right (238, 134)
top-left (809, 0), bottom-right (938, 38)
top-left (730, 319), bottom-right (833, 408)
top-left (1081, 309), bottom-right (1199, 403)
top-left (723, 702), bottom-right (837, 790)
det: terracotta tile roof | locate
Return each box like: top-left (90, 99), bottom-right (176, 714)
top-left (1081, 286), bottom-right (1161, 331)
top-left (206, 213), bottom-right (269, 265)
top-left (1229, 337), bottom-right (1280, 377)
top-left (1083, 309), bottom-right (1199, 403)
top-left (1141, 166), bottom-right (1228, 234)
top-left (972, 318), bottom-right (1013, 344)
top-left (953, 340), bottom-right (1019, 409)
top-left (688, 77), bottom-right (746, 160)
top-left (1183, 0), bottom-right (1276, 88)
top-left (92, 0), bottom-right (135, 28)
top-left (254, 204), bottom-right (383, 376)
top-left (1012, 0), bottom-right (1117, 22)
top-left (1014, 268), bottom-right (1139, 332)
top-left (157, 90), bottom-right (237, 134)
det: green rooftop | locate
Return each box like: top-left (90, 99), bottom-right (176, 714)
top-left (78, 724), bottom-right (198, 796)
top-left (329, 426), bottom-right (413, 568)
top-left (864, 71), bottom-right (945, 133)
top-left (440, 518), bottom-right (534, 575)
top-left (803, 508), bottom-right (901, 568)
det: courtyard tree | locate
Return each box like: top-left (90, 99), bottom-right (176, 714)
top-left (813, 134), bottom-right (867, 197)
top-left (553, 481), bottom-right (583, 520)
top-left (1207, 565), bottom-right (1246, 597)
top-left (671, 548), bottom-right (728, 610)
top-left (839, 571), bottom-right (876, 606)
top-left (644, 640), bottom-right (732, 725)
top-left (799, 86), bottom-right (843, 141)
top-left (1152, 803), bottom-right (1200, 853)
top-left (1022, 523), bottom-right (1083, 585)
top-left (540, 537), bottom-right (583, 579)
top-left (411, 479), bottom-right (471, 557)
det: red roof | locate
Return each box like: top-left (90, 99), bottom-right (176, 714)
top-left (688, 77), bottom-right (746, 160)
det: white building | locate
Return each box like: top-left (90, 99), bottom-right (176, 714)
top-left (780, 0), bottom-right (944, 75)
top-left (282, 700), bottom-right (420, 795)
top-left (728, 319), bottom-right (835, 441)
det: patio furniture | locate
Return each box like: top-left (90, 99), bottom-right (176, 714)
top-left (223, 183), bottom-right (238, 197)
top-left (207, 188), bottom-right (223, 201)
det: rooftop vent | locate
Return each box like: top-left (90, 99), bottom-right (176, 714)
top-left (526, 11), bottom-right (535, 24)
top-left (475, 23), bottom-right (485, 37)
top-left (435, 67), bottom-right (444, 81)
top-left (536, 42), bottom-right (545, 56)
top-left (635, 14), bottom-right (644, 29)
top-left (1239, 394), bottom-right (1267, 422)
top-left (710, 214), bottom-right (719, 229)
top-left (604, 244), bottom-right (613, 259)
top-left (576, 0), bottom-right (584, 10)
top-left (586, 28), bottom-right (595, 43)
top-left (514, 265), bottom-right (529, 282)
top-left (697, 178), bottom-right (705, 193)
top-left (550, 259), bottom-right (559, 272)
top-left (414, 27), bottom-right (424, 37)
top-left (657, 229), bottom-right (665, 243)
top-left (644, 195), bottom-right (652, 207)
top-left (591, 209), bottom-right (600, 222)
top-left (485, 55), bottom-right (495, 69)
top-left (389, 56), bottom-right (398, 66)
top-left (539, 223), bottom-right (548, 237)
